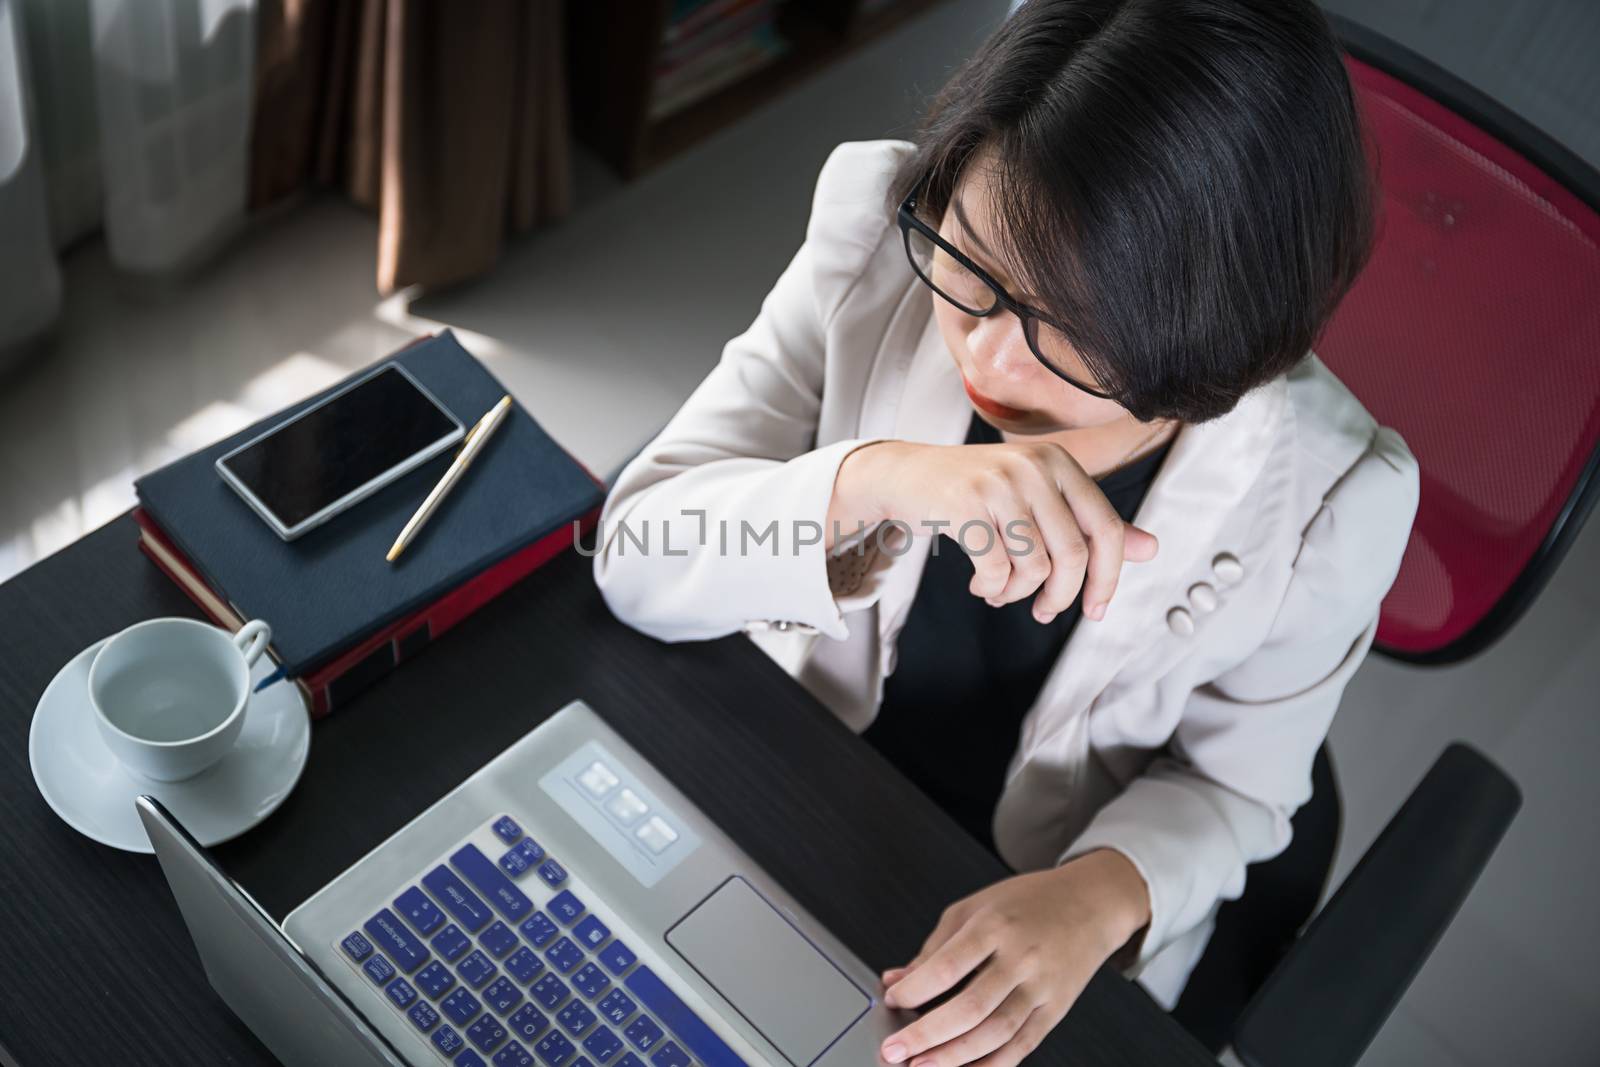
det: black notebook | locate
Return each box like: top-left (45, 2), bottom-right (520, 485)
top-left (134, 331), bottom-right (604, 677)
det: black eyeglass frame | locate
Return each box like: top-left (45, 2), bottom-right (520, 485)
top-left (896, 177), bottom-right (1116, 400)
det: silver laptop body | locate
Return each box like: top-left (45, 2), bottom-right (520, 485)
top-left (143, 698), bottom-right (902, 1066)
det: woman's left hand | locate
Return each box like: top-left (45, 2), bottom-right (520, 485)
top-left (877, 849), bottom-right (1151, 1066)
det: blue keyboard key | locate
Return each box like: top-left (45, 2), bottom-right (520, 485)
top-left (584, 1026), bottom-right (623, 1063)
top-left (442, 988), bottom-right (483, 1026)
top-left (341, 931), bottom-right (374, 962)
top-left (457, 1051), bottom-right (488, 1067)
top-left (545, 937), bottom-right (584, 974)
top-left (508, 1003), bottom-right (550, 1042)
top-left (363, 954), bottom-right (396, 985)
top-left (573, 916), bottom-right (610, 951)
top-left (597, 940), bottom-right (635, 977)
top-left (521, 912), bottom-right (559, 948)
top-left (364, 909), bottom-right (431, 974)
top-left (417, 961), bottom-right (457, 999)
top-left (433, 1023), bottom-right (466, 1054)
top-left (535, 1031), bottom-right (576, 1066)
top-left (649, 1042), bottom-right (690, 1067)
top-left (557, 999), bottom-right (597, 1036)
top-left (615, 1056), bottom-right (645, 1067)
top-left (547, 891), bottom-right (585, 925)
top-left (623, 1017), bottom-right (662, 1052)
top-left (494, 1040), bottom-right (536, 1067)
top-left (573, 1059), bottom-right (596, 1067)
top-left (597, 990), bottom-right (635, 1026)
top-left (484, 975), bottom-right (526, 1015)
top-left (469, 1012), bottom-right (510, 1054)
top-left (531, 972), bottom-right (569, 1010)
top-left (624, 966), bottom-right (747, 1067)
top-left (481, 920), bottom-right (520, 959)
top-left (451, 845), bottom-right (534, 921)
top-left (386, 976), bottom-right (418, 1009)
top-left (459, 950), bottom-right (498, 989)
top-left (506, 946), bottom-right (546, 984)
top-left (409, 1001), bottom-right (440, 1032)
top-left (537, 859), bottom-right (568, 887)
top-left (396, 886), bottom-right (446, 935)
top-left (500, 839), bottom-right (546, 877)
top-left (425, 865), bottom-right (496, 934)
top-left (572, 963), bottom-right (610, 999)
top-left (434, 923), bottom-right (473, 962)
top-left (494, 816), bottom-right (523, 844)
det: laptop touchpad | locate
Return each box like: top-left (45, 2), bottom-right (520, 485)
top-left (666, 876), bottom-right (870, 1065)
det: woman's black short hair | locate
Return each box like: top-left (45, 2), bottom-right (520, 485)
top-left (889, 0), bottom-right (1375, 423)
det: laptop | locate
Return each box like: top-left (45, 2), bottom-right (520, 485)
top-left (139, 698), bottom-right (902, 1067)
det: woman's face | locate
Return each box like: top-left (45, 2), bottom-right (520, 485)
top-left (930, 157), bottom-right (1134, 435)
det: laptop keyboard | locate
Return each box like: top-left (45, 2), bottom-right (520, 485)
top-left (333, 814), bottom-right (748, 1067)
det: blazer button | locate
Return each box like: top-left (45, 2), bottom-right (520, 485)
top-left (1188, 582), bottom-right (1218, 614)
top-left (744, 620), bottom-right (818, 635)
top-left (1212, 552), bottom-right (1244, 585)
top-left (1167, 607), bottom-right (1195, 637)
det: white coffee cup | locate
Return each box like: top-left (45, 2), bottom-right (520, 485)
top-left (87, 617), bottom-right (272, 782)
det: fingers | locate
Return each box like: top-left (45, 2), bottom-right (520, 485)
top-left (902, 990), bottom-right (1039, 1067)
top-left (960, 531), bottom-right (1011, 604)
top-left (960, 512), bottom-right (1015, 602)
top-left (992, 512), bottom-right (1052, 607)
top-left (884, 921), bottom-right (994, 1011)
top-left (1124, 523), bottom-right (1158, 562)
top-left (1044, 456), bottom-right (1132, 620)
top-left (880, 966), bottom-right (1016, 1064)
top-left (970, 1005), bottom-right (1056, 1067)
top-left (883, 901), bottom-right (968, 989)
top-left (1023, 491), bottom-right (1088, 621)
top-left (944, 445), bottom-right (1161, 621)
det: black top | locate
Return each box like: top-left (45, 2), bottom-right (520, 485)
top-left (863, 413), bottom-right (1172, 857)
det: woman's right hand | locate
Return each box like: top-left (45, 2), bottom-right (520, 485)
top-left (826, 440), bottom-right (1158, 623)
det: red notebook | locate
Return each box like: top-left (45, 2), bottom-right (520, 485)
top-left (135, 506), bottom-right (599, 718)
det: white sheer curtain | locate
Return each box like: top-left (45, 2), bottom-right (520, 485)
top-left (0, 0), bottom-right (59, 367)
top-left (0, 0), bottom-right (255, 360)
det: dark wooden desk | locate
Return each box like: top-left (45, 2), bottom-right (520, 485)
top-left (0, 513), bottom-right (1214, 1067)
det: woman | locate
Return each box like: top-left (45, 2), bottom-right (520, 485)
top-left (594, 0), bottom-right (1419, 1062)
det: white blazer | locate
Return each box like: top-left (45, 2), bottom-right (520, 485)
top-left (593, 139), bottom-right (1419, 1007)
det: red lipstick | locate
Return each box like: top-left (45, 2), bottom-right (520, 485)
top-left (961, 374), bottom-right (1030, 421)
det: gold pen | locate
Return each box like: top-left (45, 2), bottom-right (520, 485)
top-left (386, 394), bottom-right (514, 563)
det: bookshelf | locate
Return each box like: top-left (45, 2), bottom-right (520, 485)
top-left (567, 0), bottom-right (948, 179)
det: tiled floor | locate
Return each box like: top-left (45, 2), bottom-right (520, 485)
top-left (3, 1), bottom-right (1596, 1064)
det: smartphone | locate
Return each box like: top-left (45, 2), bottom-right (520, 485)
top-left (215, 363), bottom-right (465, 541)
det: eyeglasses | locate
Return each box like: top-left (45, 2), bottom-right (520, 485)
top-left (897, 178), bottom-right (1115, 400)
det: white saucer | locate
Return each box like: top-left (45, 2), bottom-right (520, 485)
top-left (29, 632), bottom-right (312, 853)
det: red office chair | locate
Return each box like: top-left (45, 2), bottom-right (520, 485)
top-left (1175, 16), bottom-right (1600, 1065)
top-left (1324, 24), bottom-right (1600, 666)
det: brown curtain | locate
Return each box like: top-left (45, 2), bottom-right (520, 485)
top-left (250, 0), bottom-right (572, 294)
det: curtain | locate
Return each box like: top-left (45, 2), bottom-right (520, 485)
top-left (250, 0), bottom-right (572, 295)
top-left (2, 0), bottom-right (256, 361)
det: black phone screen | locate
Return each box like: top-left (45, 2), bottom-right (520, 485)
top-left (219, 366), bottom-right (459, 529)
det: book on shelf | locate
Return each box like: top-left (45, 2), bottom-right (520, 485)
top-left (132, 330), bottom-right (606, 717)
top-left (658, 0), bottom-right (780, 70)
top-left (650, 24), bottom-right (789, 121)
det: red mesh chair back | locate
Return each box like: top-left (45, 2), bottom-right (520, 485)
top-left (1317, 23), bottom-right (1600, 662)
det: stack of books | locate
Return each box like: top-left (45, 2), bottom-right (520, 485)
top-left (649, 0), bottom-right (790, 121)
top-left (132, 331), bottom-right (606, 717)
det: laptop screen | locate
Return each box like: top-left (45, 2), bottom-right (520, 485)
top-left (137, 796), bottom-right (411, 1067)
